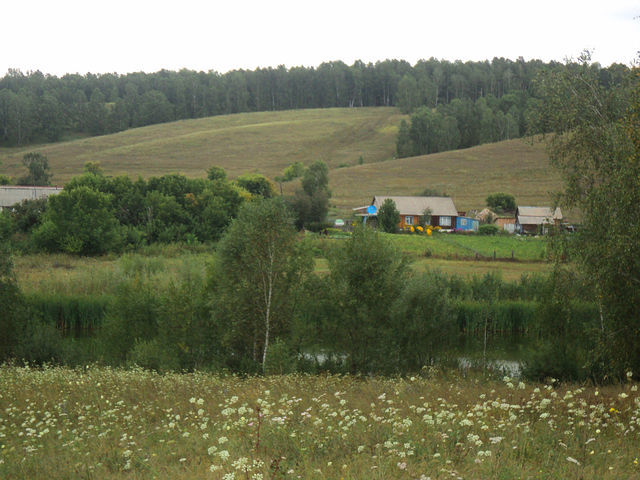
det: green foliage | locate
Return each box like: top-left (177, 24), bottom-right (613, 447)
top-left (24, 292), bottom-right (113, 334)
top-left (154, 275), bottom-right (219, 370)
top-left (211, 198), bottom-right (312, 370)
top-left (324, 226), bottom-right (409, 372)
top-left (206, 165), bottom-right (227, 181)
top-left (534, 53), bottom-right (640, 379)
top-left (33, 186), bottom-right (123, 254)
top-left (281, 162), bottom-right (305, 182)
top-left (395, 119), bottom-right (413, 158)
top-left (0, 245), bottom-right (24, 360)
top-left (0, 59), bottom-right (629, 150)
top-left (377, 198), bottom-right (400, 233)
top-left (390, 271), bottom-right (456, 370)
top-left (263, 338), bottom-right (297, 375)
top-left (0, 211), bottom-right (13, 242)
top-left (402, 106), bottom-right (461, 156)
top-left (98, 277), bottom-right (161, 364)
top-left (522, 268), bottom-right (600, 381)
top-left (0, 174), bottom-right (12, 185)
top-left (478, 224), bottom-right (498, 235)
top-left (10, 197), bottom-right (48, 234)
top-left (301, 161), bottom-right (330, 197)
top-left (18, 152), bottom-right (51, 186)
top-left (288, 161), bottom-right (331, 229)
top-left (236, 173), bottom-right (276, 198)
top-left (486, 192), bottom-right (516, 213)
top-left (83, 161), bottom-right (104, 176)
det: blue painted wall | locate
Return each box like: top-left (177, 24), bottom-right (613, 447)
top-left (455, 216), bottom-right (479, 232)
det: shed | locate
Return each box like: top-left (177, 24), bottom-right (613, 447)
top-left (516, 206), bottom-right (563, 234)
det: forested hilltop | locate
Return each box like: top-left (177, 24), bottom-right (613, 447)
top-left (0, 58), bottom-right (631, 147)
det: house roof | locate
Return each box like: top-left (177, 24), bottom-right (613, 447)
top-left (372, 196), bottom-right (458, 217)
top-left (516, 206), bottom-right (562, 225)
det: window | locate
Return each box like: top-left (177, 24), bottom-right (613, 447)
top-left (405, 216), bottom-right (413, 225)
top-left (460, 218), bottom-right (467, 226)
top-left (440, 216), bottom-right (451, 227)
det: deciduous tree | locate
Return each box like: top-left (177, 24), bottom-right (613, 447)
top-left (212, 198), bottom-right (312, 371)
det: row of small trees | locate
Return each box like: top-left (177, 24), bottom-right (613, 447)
top-left (0, 159), bottom-right (332, 254)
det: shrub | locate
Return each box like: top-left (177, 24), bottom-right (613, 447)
top-left (478, 224), bottom-right (499, 235)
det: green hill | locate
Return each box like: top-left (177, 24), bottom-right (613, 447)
top-left (0, 107), bottom-right (403, 183)
top-left (0, 107), bottom-right (561, 213)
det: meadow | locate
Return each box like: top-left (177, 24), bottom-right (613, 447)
top-left (0, 108), bottom-right (403, 185)
top-left (13, 234), bottom-right (550, 296)
top-left (0, 365), bottom-right (638, 480)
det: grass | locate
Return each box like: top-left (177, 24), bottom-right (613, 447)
top-left (383, 232), bottom-right (548, 261)
top-left (14, 252), bottom-right (211, 296)
top-left (0, 108), bottom-right (403, 184)
top-left (1, 365), bottom-right (638, 479)
top-left (13, 233), bottom-right (551, 294)
top-left (412, 258), bottom-right (553, 282)
top-left (330, 137), bottom-right (562, 212)
top-left (0, 107), bottom-right (563, 216)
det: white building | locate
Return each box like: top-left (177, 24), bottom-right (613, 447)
top-left (0, 185), bottom-right (63, 211)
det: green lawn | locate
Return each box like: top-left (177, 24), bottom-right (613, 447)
top-left (383, 232), bottom-right (548, 261)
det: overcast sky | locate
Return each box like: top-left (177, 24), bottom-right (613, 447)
top-left (2, 0), bottom-right (638, 76)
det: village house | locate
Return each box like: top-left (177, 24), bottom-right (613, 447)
top-left (515, 206), bottom-right (563, 234)
top-left (353, 195), bottom-right (462, 230)
top-left (0, 185), bottom-right (63, 212)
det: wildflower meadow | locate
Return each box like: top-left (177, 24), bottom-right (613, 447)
top-left (1, 365), bottom-right (639, 479)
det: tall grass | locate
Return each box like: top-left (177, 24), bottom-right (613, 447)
top-left (25, 292), bottom-right (114, 334)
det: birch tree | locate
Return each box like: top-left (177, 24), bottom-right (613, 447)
top-left (534, 53), bottom-right (640, 379)
top-left (212, 198), bottom-right (311, 371)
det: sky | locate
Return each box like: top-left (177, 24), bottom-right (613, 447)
top-left (2, 0), bottom-right (638, 76)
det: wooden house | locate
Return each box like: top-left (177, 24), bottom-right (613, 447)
top-left (515, 206), bottom-right (563, 234)
top-left (353, 195), bottom-right (459, 230)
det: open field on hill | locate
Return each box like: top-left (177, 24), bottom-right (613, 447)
top-left (331, 138), bottom-right (562, 212)
top-left (1, 365), bottom-right (638, 480)
top-left (0, 108), bottom-right (403, 183)
top-left (0, 108), bottom-right (563, 216)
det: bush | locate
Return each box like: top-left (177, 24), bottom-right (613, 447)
top-left (263, 338), bottom-right (296, 375)
top-left (128, 339), bottom-right (180, 372)
top-left (390, 271), bottom-right (455, 371)
top-left (486, 193), bottom-right (516, 213)
top-left (521, 267), bottom-right (600, 381)
top-left (478, 224), bottom-right (499, 235)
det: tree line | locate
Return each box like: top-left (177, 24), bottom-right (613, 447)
top-left (0, 158), bottom-right (331, 254)
top-left (0, 58), bottom-right (630, 146)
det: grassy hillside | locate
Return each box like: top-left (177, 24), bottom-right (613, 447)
top-left (331, 138), bottom-right (561, 212)
top-left (0, 108), bottom-right (403, 183)
top-left (0, 107), bottom-right (562, 213)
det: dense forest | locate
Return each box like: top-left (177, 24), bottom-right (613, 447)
top-left (0, 58), bottom-right (631, 148)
